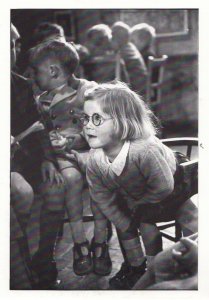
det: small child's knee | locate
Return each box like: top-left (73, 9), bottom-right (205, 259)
top-left (62, 169), bottom-right (83, 188)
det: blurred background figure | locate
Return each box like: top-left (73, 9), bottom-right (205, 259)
top-left (32, 21), bottom-right (66, 46)
top-left (84, 24), bottom-right (129, 83)
top-left (111, 21), bottom-right (147, 97)
top-left (73, 43), bottom-right (90, 78)
top-left (131, 23), bottom-right (156, 65)
top-left (85, 23), bottom-right (112, 57)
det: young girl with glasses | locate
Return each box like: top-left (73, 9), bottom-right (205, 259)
top-left (80, 81), bottom-right (197, 289)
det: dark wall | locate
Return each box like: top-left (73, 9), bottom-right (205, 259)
top-left (11, 9), bottom-right (198, 55)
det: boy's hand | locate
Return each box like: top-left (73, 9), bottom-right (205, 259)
top-left (41, 160), bottom-right (64, 185)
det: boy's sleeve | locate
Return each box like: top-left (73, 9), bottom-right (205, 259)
top-left (37, 129), bottom-right (58, 164)
top-left (87, 155), bottom-right (131, 232)
top-left (136, 147), bottom-right (175, 205)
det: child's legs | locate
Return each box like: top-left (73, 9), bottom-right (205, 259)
top-left (175, 199), bottom-right (198, 236)
top-left (117, 227), bottom-right (145, 267)
top-left (139, 222), bottom-right (162, 264)
top-left (132, 204), bottom-right (163, 264)
top-left (91, 200), bottom-right (108, 243)
top-left (61, 167), bottom-right (86, 244)
top-left (39, 181), bottom-right (66, 259)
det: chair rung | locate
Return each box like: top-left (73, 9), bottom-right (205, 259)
top-left (161, 232), bottom-right (177, 242)
top-left (62, 215), bottom-right (95, 224)
top-left (157, 222), bottom-right (176, 231)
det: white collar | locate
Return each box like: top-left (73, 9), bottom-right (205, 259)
top-left (103, 141), bottom-right (130, 176)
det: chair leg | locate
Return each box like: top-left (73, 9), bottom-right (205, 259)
top-left (58, 222), bottom-right (64, 239)
top-left (107, 221), bottom-right (113, 242)
top-left (175, 221), bottom-right (182, 242)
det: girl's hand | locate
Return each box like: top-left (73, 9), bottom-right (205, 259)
top-left (64, 150), bottom-right (90, 173)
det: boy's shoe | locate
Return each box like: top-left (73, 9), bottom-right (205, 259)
top-left (91, 239), bottom-right (112, 276)
top-left (73, 241), bottom-right (93, 276)
top-left (31, 251), bottom-right (58, 289)
top-left (109, 260), bottom-right (146, 290)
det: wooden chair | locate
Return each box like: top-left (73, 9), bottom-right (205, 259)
top-left (157, 137), bottom-right (198, 242)
top-left (146, 55), bottom-right (168, 107)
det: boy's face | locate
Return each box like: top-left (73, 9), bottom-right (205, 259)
top-left (33, 60), bottom-right (52, 91)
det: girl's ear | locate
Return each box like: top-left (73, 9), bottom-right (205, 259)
top-left (49, 64), bottom-right (59, 78)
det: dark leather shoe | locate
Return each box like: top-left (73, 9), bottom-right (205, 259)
top-left (109, 260), bottom-right (146, 290)
top-left (91, 239), bottom-right (112, 276)
top-left (73, 241), bottom-right (93, 276)
top-left (31, 251), bottom-right (58, 289)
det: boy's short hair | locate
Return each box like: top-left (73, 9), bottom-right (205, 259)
top-left (131, 23), bottom-right (156, 47)
top-left (111, 21), bottom-right (130, 43)
top-left (29, 40), bottom-right (80, 75)
top-left (33, 22), bottom-right (65, 45)
top-left (84, 81), bottom-right (158, 140)
top-left (86, 24), bottom-right (112, 48)
top-left (131, 23), bottom-right (156, 38)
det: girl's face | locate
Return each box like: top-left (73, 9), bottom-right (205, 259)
top-left (83, 100), bottom-right (120, 152)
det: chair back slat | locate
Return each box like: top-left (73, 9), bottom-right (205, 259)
top-left (146, 55), bottom-right (168, 106)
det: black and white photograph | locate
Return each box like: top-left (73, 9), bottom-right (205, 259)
top-left (5, 4), bottom-right (203, 294)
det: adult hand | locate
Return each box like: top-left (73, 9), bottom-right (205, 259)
top-left (172, 237), bottom-right (198, 275)
top-left (41, 160), bottom-right (64, 185)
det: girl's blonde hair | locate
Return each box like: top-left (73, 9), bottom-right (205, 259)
top-left (84, 81), bottom-right (158, 140)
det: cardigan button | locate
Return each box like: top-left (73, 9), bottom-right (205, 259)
top-left (69, 109), bottom-right (74, 115)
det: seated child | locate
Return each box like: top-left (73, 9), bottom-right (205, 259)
top-left (84, 24), bottom-right (129, 84)
top-left (80, 81), bottom-right (197, 289)
top-left (29, 40), bottom-right (97, 276)
top-left (24, 22), bottom-right (66, 97)
top-left (130, 23), bottom-right (156, 65)
top-left (111, 21), bottom-right (147, 96)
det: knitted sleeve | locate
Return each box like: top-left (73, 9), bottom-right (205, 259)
top-left (136, 146), bottom-right (175, 205)
top-left (86, 155), bottom-right (131, 232)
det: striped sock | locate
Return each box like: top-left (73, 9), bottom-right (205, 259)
top-left (121, 237), bottom-right (145, 267)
